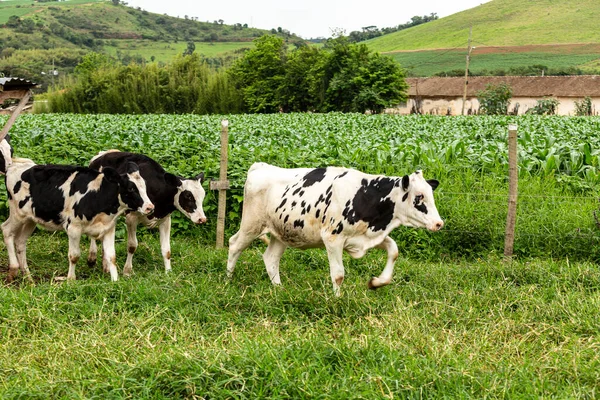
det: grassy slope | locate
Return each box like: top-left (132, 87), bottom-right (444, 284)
top-left (368, 0), bottom-right (600, 52)
top-left (103, 41), bottom-right (252, 64)
top-left (0, 0), bottom-right (269, 64)
top-left (0, 233), bottom-right (599, 397)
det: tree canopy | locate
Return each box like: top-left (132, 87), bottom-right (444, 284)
top-left (230, 35), bottom-right (408, 114)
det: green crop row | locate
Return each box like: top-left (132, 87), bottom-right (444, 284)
top-left (2, 113), bottom-right (600, 260)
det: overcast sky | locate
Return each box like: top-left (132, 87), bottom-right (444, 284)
top-left (123, 0), bottom-right (491, 39)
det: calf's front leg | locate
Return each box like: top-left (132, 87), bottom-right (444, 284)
top-left (67, 227), bottom-right (82, 280)
top-left (88, 238), bottom-right (98, 266)
top-left (101, 226), bottom-right (119, 281)
top-left (158, 216), bottom-right (172, 273)
top-left (368, 236), bottom-right (399, 289)
top-left (123, 213), bottom-right (140, 276)
top-left (325, 240), bottom-right (345, 297)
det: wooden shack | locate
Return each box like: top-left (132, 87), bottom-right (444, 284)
top-left (0, 77), bottom-right (38, 140)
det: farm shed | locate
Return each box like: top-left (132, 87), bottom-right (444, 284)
top-left (0, 77), bottom-right (37, 115)
top-left (390, 76), bottom-right (600, 116)
top-left (0, 77), bottom-right (38, 139)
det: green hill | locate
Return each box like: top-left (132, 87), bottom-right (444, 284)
top-left (368, 0), bottom-right (600, 52)
top-left (366, 0), bottom-right (600, 77)
top-left (0, 0), bottom-right (297, 89)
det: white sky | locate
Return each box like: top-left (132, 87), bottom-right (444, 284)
top-left (123, 0), bottom-right (491, 39)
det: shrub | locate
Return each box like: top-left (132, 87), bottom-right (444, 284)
top-left (477, 82), bottom-right (512, 115)
top-left (527, 97), bottom-right (559, 115)
top-left (574, 96), bottom-right (593, 116)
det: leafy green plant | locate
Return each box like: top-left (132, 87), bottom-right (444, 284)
top-left (574, 96), bottom-right (593, 116)
top-left (477, 82), bottom-right (512, 115)
top-left (527, 97), bottom-right (559, 115)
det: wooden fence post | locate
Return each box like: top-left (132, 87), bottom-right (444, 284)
top-left (210, 120), bottom-right (230, 249)
top-left (504, 124), bottom-right (518, 261)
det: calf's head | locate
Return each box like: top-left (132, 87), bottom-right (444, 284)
top-left (398, 170), bottom-right (443, 232)
top-left (165, 172), bottom-right (207, 224)
top-left (104, 162), bottom-right (154, 215)
top-left (0, 136), bottom-right (13, 174)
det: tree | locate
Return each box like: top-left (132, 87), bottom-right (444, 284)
top-left (278, 46), bottom-right (327, 112)
top-left (477, 83), bottom-right (512, 115)
top-left (183, 41), bottom-right (195, 56)
top-left (74, 52), bottom-right (114, 75)
top-left (229, 35), bottom-right (286, 113)
top-left (322, 37), bottom-right (407, 113)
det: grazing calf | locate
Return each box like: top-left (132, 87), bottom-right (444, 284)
top-left (88, 150), bottom-right (206, 275)
top-left (227, 162), bottom-right (444, 296)
top-left (2, 158), bottom-right (154, 282)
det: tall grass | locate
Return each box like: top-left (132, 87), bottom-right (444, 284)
top-left (42, 54), bottom-right (244, 114)
top-left (0, 233), bottom-right (599, 398)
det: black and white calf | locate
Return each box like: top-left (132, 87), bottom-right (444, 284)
top-left (88, 150), bottom-right (206, 275)
top-left (227, 162), bottom-right (444, 296)
top-left (2, 158), bottom-right (154, 282)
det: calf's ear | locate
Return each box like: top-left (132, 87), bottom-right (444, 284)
top-left (402, 175), bottom-right (410, 191)
top-left (427, 179), bottom-right (439, 191)
top-left (103, 167), bottom-right (120, 183)
top-left (126, 162), bottom-right (140, 174)
top-left (194, 172), bottom-right (205, 183)
top-left (164, 172), bottom-right (182, 188)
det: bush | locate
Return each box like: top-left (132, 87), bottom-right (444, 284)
top-left (477, 82), bottom-right (512, 115)
top-left (527, 97), bottom-right (559, 115)
top-left (574, 97), bottom-right (593, 116)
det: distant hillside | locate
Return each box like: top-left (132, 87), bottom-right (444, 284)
top-left (366, 0), bottom-right (600, 77)
top-left (0, 0), bottom-right (299, 89)
top-left (368, 0), bottom-right (600, 52)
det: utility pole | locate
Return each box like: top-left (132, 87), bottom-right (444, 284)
top-left (461, 26), bottom-right (473, 115)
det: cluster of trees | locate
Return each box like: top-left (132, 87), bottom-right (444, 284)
top-left (230, 35), bottom-right (407, 113)
top-left (44, 35), bottom-right (408, 114)
top-left (347, 13), bottom-right (438, 43)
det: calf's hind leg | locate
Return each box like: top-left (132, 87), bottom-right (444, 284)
top-left (15, 220), bottom-right (36, 281)
top-left (262, 236), bottom-right (287, 285)
top-left (2, 217), bottom-right (33, 283)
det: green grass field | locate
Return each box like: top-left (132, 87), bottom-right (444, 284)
top-left (103, 41), bottom-right (252, 63)
top-left (1, 232), bottom-right (599, 398)
top-left (391, 48), bottom-right (600, 77)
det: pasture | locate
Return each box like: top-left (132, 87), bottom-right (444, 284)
top-left (389, 44), bottom-right (600, 77)
top-left (1, 113), bottom-right (600, 397)
top-left (103, 40), bottom-right (252, 64)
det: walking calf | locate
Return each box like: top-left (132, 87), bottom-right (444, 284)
top-left (2, 158), bottom-right (154, 282)
top-left (88, 150), bottom-right (206, 275)
top-left (227, 163), bottom-right (444, 296)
